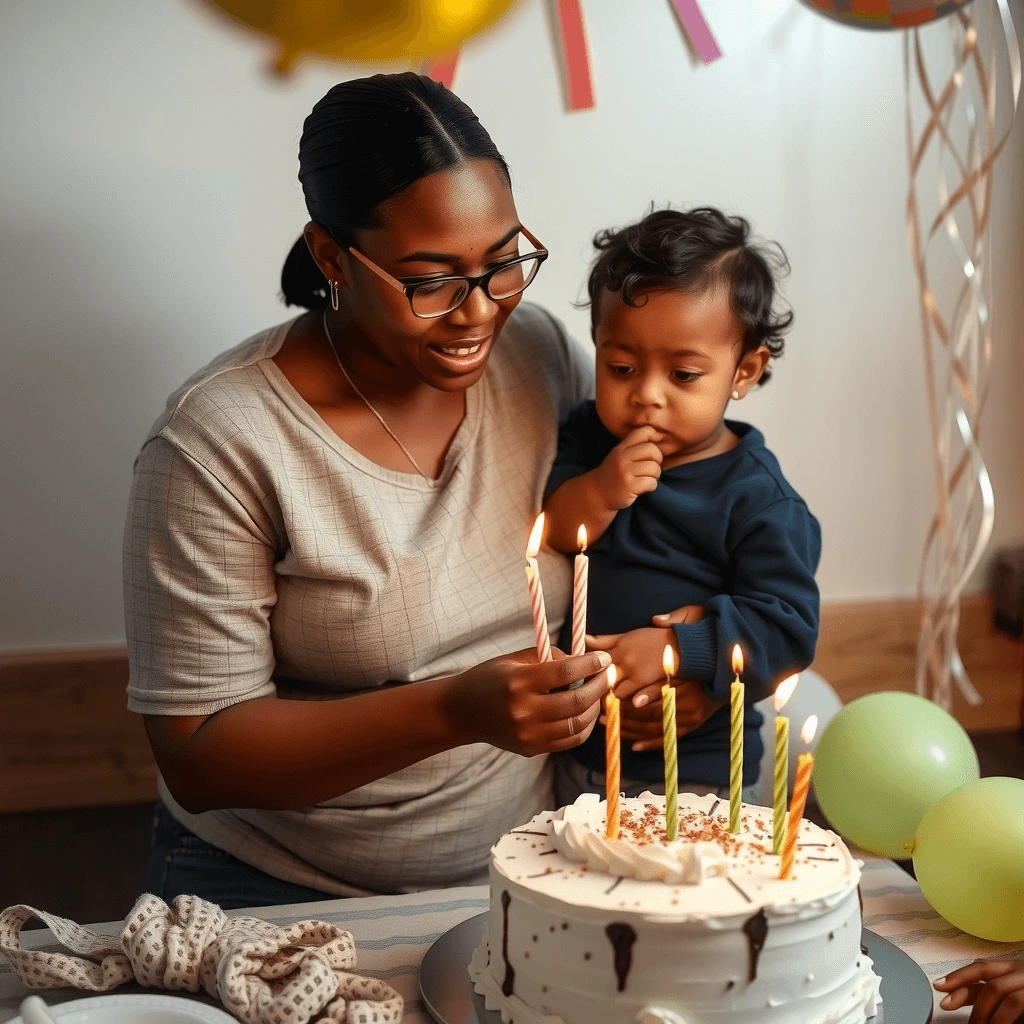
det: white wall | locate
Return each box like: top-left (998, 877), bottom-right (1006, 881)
top-left (2, 0), bottom-right (1022, 651)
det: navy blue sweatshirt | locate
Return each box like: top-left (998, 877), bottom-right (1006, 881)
top-left (544, 400), bottom-right (821, 786)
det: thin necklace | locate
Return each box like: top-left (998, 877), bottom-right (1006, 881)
top-left (321, 310), bottom-right (431, 481)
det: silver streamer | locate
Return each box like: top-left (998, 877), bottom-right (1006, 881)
top-left (903, 0), bottom-right (1020, 711)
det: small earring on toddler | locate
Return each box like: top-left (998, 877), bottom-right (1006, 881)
top-left (732, 390), bottom-right (741, 400)
top-left (329, 279), bottom-right (340, 311)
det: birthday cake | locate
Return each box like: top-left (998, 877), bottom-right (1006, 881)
top-left (469, 791), bottom-right (882, 1024)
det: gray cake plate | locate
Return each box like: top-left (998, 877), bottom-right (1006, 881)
top-left (420, 912), bottom-right (933, 1024)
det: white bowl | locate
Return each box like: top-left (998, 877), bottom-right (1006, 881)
top-left (11, 994), bottom-right (238, 1024)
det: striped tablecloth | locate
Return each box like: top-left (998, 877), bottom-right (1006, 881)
top-left (2, 860), bottom-right (1022, 1023)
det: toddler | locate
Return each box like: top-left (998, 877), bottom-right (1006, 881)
top-left (543, 207), bottom-right (821, 806)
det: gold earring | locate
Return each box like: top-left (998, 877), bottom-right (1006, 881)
top-left (732, 390), bottom-right (741, 400)
top-left (329, 279), bottom-right (340, 312)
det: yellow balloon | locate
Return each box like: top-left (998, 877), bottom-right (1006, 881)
top-left (200, 0), bottom-right (521, 73)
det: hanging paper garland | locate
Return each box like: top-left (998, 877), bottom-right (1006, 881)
top-left (424, 0), bottom-right (720, 104)
top-left (669, 0), bottom-right (722, 63)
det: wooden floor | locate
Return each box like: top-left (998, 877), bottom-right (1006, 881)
top-left (1, 730), bottom-right (1021, 926)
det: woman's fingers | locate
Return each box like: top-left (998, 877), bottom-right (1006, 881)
top-left (534, 698), bottom-right (602, 747)
top-left (538, 665), bottom-right (614, 722)
top-left (935, 962), bottom-right (1021, 991)
top-left (525, 651), bottom-right (611, 694)
top-left (966, 970), bottom-right (1024, 1024)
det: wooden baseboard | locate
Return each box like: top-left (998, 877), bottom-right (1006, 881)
top-left (1, 596), bottom-right (1021, 813)
top-left (812, 594), bottom-right (1023, 734)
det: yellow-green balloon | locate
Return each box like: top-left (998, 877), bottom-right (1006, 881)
top-left (812, 691), bottom-right (979, 859)
top-left (913, 777), bottom-right (1024, 941)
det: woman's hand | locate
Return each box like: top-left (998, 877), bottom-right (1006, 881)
top-left (933, 959), bottom-right (1024, 1023)
top-left (603, 679), bottom-right (725, 752)
top-left (444, 648), bottom-right (614, 757)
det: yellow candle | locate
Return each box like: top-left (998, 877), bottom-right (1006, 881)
top-left (779, 716), bottom-right (819, 880)
top-left (729, 645), bottom-right (744, 835)
top-left (662, 646), bottom-right (678, 840)
top-left (772, 675), bottom-right (799, 856)
top-left (572, 525), bottom-right (589, 656)
top-left (525, 515), bottom-right (551, 662)
top-left (605, 665), bottom-right (621, 840)
top-left (773, 716), bottom-right (789, 855)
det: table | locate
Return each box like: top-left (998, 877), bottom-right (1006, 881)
top-left (2, 857), bottom-right (1023, 1023)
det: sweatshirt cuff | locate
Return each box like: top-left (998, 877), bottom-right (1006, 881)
top-left (671, 618), bottom-right (718, 690)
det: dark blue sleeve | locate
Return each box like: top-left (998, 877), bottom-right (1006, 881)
top-left (671, 498), bottom-right (822, 705)
top-left (543, 400), bottom-right (603, 500)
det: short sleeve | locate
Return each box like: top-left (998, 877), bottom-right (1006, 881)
top-left (123, 436), bottom-right (278, 716)
top-left (534, 306), bottom-right (595, 416)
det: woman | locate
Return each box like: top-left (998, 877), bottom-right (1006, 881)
top-left (125, 73), bottom-right (613, 909)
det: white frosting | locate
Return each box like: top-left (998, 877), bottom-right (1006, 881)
top-left (470, 791), bottom-right (883, 1024)
top-left (552, 793), bottom-right (729, 884)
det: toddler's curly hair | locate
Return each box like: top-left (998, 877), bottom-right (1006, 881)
top-left (585, 207), bottom-right (794, 384)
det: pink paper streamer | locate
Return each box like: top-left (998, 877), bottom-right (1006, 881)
top-left (669, 0), bottom-right (722, 64)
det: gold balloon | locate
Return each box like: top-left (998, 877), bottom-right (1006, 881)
top-left (199, 0), bottom-right (521, 74)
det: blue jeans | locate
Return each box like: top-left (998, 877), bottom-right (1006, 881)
top-left (142, 803), bottom-right (338, 911)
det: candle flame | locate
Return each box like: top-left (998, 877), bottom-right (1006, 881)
top-left (577, 524), bottom-right (588, 551)
top-left (731, 645), bottom-right (744, 676)
top-left (606, 664), bottom-right (618, 688)
top-left (662, 645), bottom-right (678, 679)
top-left (526, 514), bottom-right (545, 559)
top-left (774, 674), bottom-right (799, 713)
top-left (801, 715), bottom-right (819, 745)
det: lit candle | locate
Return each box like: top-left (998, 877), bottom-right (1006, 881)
top-left (524, 514), bottom-right (552, 662)
top-left (779, 715), bottom-right (819, 880)
top-left (772, 675), bottom-right (799, 856)
top-left (572, 525), bottom-right (589, 656)
top-left (605, 664), bottom-right (621, 839)
top-left (729, 645), bottom-right (744, 835)
top-left (662, 645), bottom-right (679, 840)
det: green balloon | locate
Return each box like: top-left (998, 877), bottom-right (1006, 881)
top-left (913, 777), bottom-right (1024, 941)
top-left (812, 691), bottom-right (979, 858)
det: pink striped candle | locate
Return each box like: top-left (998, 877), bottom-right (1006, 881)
top-left (572, 525), bottom-right (589, 656)
top-left (525, 514), bottom-right (552, 662)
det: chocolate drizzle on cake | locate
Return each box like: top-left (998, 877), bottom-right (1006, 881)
top-left (500, 890), bottom-right (515, 996)
top-left (857, 884), bottom-right (869, 954)
top-left (742, 909), bottom-right (769, 984)
top-left (604, 923), bottom-right (637, 992)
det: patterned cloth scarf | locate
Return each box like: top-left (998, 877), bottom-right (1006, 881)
top-left (0, 893), bottom-right (403, 1024)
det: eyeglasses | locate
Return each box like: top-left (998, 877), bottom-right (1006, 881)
top-left (346, 226), bottom-right (548, 319)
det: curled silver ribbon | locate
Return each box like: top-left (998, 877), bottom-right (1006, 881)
top-left (904, 0), bottom-right (1020, 710)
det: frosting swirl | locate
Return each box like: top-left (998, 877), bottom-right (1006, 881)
top-left (550, 793), bottom-right (729, 884)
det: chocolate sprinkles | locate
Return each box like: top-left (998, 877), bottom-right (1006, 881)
top-left (605, 877), bottom-right (624, 896)
top-left (806, 856), bottom-right (839, 862)
top-left (709, 799), bottom-right (721, 816)
top-left (510, 830), bottom-right (549, 836)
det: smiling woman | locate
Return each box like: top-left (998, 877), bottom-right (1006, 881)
top-left (122, 73), bottom-right (612, 907)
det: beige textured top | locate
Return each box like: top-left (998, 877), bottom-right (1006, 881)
top-left (123, 303), bottom-right (593, 896)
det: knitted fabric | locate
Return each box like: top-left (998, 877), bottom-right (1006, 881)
top-left (0, 893), bottom-right (403, 1024)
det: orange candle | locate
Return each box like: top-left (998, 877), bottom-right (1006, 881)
top-left (605, 665), bottom-right (621, 839)
top-left (779, 716), bottom-right (819, 880)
